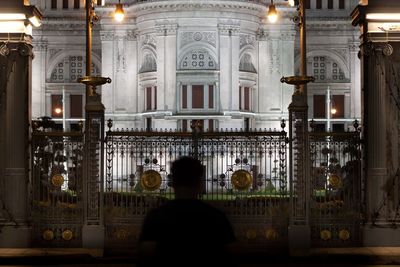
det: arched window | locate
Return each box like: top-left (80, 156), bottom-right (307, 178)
top-left (180, 50), bottom-right (217, 70)
top-left (308, 56), bottom-right (346, 82)
top-left (239, 54), bottom-right (256, 73)
top-left (50, 55), bottom-right (100, 83)
top-left (140, 53), bottom-right (157, 73)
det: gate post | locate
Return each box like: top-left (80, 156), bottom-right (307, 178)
top-left (80, 0), bottom-right (111, 249)
top-left (0, 1), bottom-right (42, 247)
top-left (281, 0), bottom-right (313, 255)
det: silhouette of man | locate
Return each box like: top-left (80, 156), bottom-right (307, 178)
top-left (138, 156), bottom-right (236, 267)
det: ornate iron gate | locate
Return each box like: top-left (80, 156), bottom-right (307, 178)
top-left (104, 122), bottom-right (289, 253)
top-left (31, 121), bottom-right (84, 247)
top-left (309, 125), bottom-right (362, 247)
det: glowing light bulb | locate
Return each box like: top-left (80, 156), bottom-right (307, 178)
top-left (114, 3), bottom-right (125, 22)
top-left (268, 4), bottom-right (278, 23)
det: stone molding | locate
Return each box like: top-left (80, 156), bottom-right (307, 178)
top-left (180, 31), bottom-right (217, 49)
top-left (218, 23), bottom-right (240, 36)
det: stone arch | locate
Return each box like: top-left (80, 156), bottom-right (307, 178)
top-left (47, 51), bottom-right (102, 82)
top-left (239, 50), bottom-right (257, 73)
top-left (295, 49), bottom-right (350, 79)
top-left (178, 45), bottom-right (218, 70)
top-left (139, 47), bottom-right (157, 73)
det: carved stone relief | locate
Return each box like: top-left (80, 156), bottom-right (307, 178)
top-left (141, 34), bottom-right (156, 49)
top-left (179, 32), bottom-right (216, 48)
top-left (239, 34), bottom-right (255, 50)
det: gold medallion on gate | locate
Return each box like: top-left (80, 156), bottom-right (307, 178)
top-left (42, 229), bottom-right (54, 241)
top-left (231, 170), bottom-right (252, 191)
top-left (339, 229), bottom-right (350, 241)
top-left (51, 174), bottom-right (64, 187)
top-left (141, 170), bottom-right (162, 191)
top-left (328, 174), bottom-right (342, 189)
top-left (62, 229), bottom-right (73, 241)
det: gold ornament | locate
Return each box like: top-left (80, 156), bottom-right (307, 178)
top-left (62, 229), bottom-right (73, 241)
top-left (328, 174), bottom-right (342, 189)
top-left (51, 174), bottom-right (64, 187)
top-left (141, 170), bottom-right (162, 191)
top-left (115, 229), bottom-right (129, 240)
top-left (339, 229), bottom-right (350, 241)
top-left (320, 229), bottom-right (332, 241)
top-left (265, 228), bottom-right (278, 240)
top-left (246, 229), bottom-right (257, 240)
top-left (42, 229), bottom-right (54, 241)
top-left (231, 170), bottom-right (252, 191)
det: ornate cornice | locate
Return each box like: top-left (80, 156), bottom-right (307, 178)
top-left (155, 23), bottom-right (178, 36)
top-left (218, 22), bottom-right (240, 36)
top-left (132, 1), bottom-right (265, 15)
top-left (100, 31), bottom-right (114, 41)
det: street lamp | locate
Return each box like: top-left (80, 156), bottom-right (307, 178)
top-left (267, 0), bottom-right (278, 23)
top-left (114, 1), bottom-right (125, 22)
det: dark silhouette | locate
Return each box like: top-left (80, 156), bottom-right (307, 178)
top-left (138, 156), bottom-right (236, 267)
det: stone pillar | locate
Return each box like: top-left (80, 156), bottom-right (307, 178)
top-left (0, 38), bottom-right (33, 247)
top-left (219, 23), bottom-right (240, 112)
top-left (156, 27), bottom-right (166, 115)
top-left (349, 42), bottom-right (361, 119)
top-left (82, 93), bottom-right (106, 249)
top-left (361, 43), bottom-right (399, 245)
top-left (163, 24), bottom-right (177, 113)
top-left (126, 30), bottom-right (138, 114)
top-left (31, 40), bottom-right (47, 119)
top-left (100, 31), bottom-right (114, 114)
top-left (257, 31), bottom-right (269, 114)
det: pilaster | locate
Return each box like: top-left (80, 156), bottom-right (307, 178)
top-left (0, 39), bottom-right (34, 247)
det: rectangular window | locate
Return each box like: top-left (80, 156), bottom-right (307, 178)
top-left (192, 85), bottom-right (204, 108)
top-left (51, 95), bottom-right (63, 118)
top-left (181, 119), bottom-right (214, 132)
top-left (305, 0), bottom-right (311, 9)
top-left (145, 86), bottom-right (157, 111)
top-left (146, 118), bottom-right (152, 132)
top-left (146, 87), bottom-right (152, 110)
top-left (332, 123), bottom-right (345, 132)
top-left (208, 120), bottom-right (214, 132)
top-left (331, 95), bottom-right (344, 118)
top-left (313, 95), bottom-right (326, 118)
top-left (239, 86), bottom-right (251, 111)
top-left (328, 0), bottom-right (333, 9)
top-left (182, 120), bottom-right (188, 132)
top-left (74, 0), bottom-right (80, 9)
top-left (316, 0), bottom-right (322, 9)
top-left (244, 87), bottom-right (250, 111)
top-left (70, 95), bottom-right (83, 118)
top-left (239, 87), bottom-right (242, 110)
top-left (182, 85), bottom-right (187, 109)
top-left (339, 0), bottom-right (345, 9)
top-left (63, 0), bottom-right (68, 9)
top-left (51, 0), bottom-right (57, 9)
top-left (313, 123), bottom-right (326, 133)
top-left (208, 85), bottom-right (214, 109)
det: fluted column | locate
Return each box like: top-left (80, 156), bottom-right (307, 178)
top-left (0, 38), bottom-right (33, 247)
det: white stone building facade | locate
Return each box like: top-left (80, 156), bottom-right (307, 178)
top-left (30, 0), bottom-right (361, 131)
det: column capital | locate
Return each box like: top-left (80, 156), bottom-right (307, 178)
top-left (218, 23), bottom-right (240, 36)
top-left (360, 42), bottom-right (393, 57)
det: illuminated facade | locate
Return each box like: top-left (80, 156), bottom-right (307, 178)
top-left (30, 0), bottom-right (361, 131)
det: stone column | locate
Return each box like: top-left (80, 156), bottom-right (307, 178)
top-left (0, 38), bottom-right (33, 247)
top-left (219, 23), bottom-right (240, 112)
top-left (257, 30), bottom-right (269, 114)
top-left (126, 30), bottom-right (138, 114)
top-left (349, 42), bottom-right (361, 119)
top-left (100, 31), bottom-right (114, 114)
top-left (31, 40), bottom-right (47, 119)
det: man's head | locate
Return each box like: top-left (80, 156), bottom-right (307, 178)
top-left (170, 156), bottom-right (203, 189)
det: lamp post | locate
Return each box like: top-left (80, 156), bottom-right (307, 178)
top-left (78, 0), bottom-right (123, 248)
top-left (0, 0), bottom-right (42, 247)
top-left (279, 0), bottom-right (314, 255)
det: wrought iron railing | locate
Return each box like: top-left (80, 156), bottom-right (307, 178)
top-left (31, 120), bottom-right (84, 247)
top-left (309, 125), bottom-right (362, 247)
top-left (104, 121), bottom-right (289, 251)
